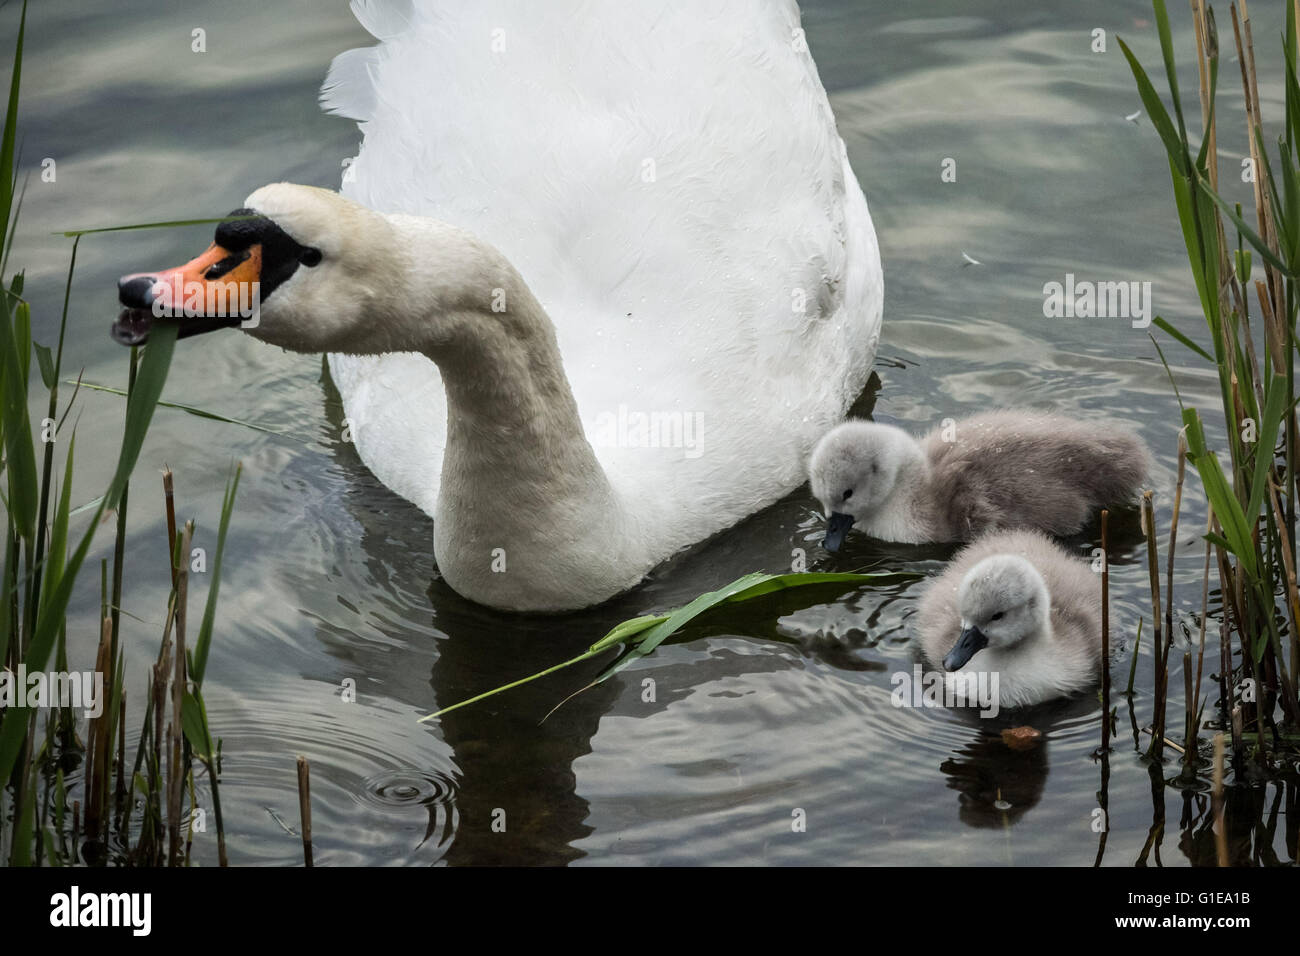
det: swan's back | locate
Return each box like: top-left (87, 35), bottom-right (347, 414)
top-left (321, 0), bottom-right (882, 551)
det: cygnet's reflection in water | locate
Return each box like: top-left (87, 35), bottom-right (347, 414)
top-left (936, 695), bottom-right (1097, 829)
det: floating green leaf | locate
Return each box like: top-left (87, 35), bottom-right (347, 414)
top-left (421, 570), bottom-right (920, 722)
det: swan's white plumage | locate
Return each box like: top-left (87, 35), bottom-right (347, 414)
top-left (320, 0), bottom-right (882, 567)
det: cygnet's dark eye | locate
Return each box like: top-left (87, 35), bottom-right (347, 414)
top-left (991, 611), bottom-right (1005, 621)
top-left (299, 247), bottom-right (322, 267)
top-left (871, 463), bottom-right (879, 475)
top-left (842, 489), bottom-right (853, 501)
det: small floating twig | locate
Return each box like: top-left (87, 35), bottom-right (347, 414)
top-left (1139, 725), bottom-right (1184, 755)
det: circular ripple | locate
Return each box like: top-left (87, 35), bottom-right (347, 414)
top-left (358, 769), bottom-right (457, 810)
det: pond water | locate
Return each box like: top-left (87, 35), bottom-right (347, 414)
top-left (9, 0), bottom-right (1297, 864)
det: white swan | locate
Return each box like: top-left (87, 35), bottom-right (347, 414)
top-left (114, 0), bottom-right (883, 612)
top-left (915, 531), bottom-right (1104, 709)
top-left (808, 411), bottom-right (1150, 549)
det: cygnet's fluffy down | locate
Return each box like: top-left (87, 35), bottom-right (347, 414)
top-left (915, 530), bottom-right (1103, 708)
top-left (808, 410), bottom-right (1151, 549)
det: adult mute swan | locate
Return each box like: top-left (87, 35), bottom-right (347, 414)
top-left (114, 0), bottom-right (883, 612)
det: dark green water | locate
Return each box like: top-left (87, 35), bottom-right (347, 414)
top-left (7, 0), bottom-right (1297, 864)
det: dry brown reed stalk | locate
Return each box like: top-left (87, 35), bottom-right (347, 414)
top-left (1194, 511), bottom-right (1213, 711)
top-left (1166, 432), bottom-right (1188, 638)
top-left (149, 607), bottom-right (171, 865)
top-left (1101, 510), bottom-right (1111, 755)
top-left (163, 468), bottom-right (177, 590)
top-left (84, 616), bottom-right (113, 841)
top-left (167, 521), bottom-right (193, 866)
top-left (297, 756), bottom-right (313, 867)
top-left (1141, 491), bottom-right (1169, 758)
top-left (1182, 652), bottom-right (1197, 782)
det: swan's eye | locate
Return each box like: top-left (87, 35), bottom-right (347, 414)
top-left (871, 463), bottom-right (879, 475)
top-left (299, 248), bottom-right (322, 267)
top-left (991, 611), bottom-right (1004, 621)
top-left (842, 489), bottom-right (853, 501)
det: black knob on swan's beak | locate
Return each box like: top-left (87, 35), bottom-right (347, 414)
top-left (117, 275), bottom-right (157, 309)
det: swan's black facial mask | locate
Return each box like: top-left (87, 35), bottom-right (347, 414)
top-left (112, 208), bottom-right (321, 346)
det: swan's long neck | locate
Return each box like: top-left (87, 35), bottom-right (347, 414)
top-left (426, 269), bottom-right (607, 505)
top-left (381, 217), bottom-right (641, 610)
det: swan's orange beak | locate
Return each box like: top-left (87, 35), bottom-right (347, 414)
top-left (114, 242), bottom-right (263, 345)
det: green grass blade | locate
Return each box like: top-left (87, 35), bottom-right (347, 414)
top-left (586, 613), bottom-right (671, 655)
top-left (592, 570), bottom-right (919, 685)
top-left (1182, 408), bottom-right (1256, 576)
top-left (11, 763), bottom-right (35, 866)
top-left (1167, 156), bottom-right (1216, 322)
top-left (69, 380), bottom-right (300, 441)
top-left (103, 324), bottom-right (178, 511)
top-left (1246, 378), bottom-right (1288, 526)
top-left (1151, 0), bottom-right (1188, 146)
top-left (1194, 50), bottom-right (1219, 173)
top-left (420, 570), bottom-right (919, 722)
top-left (1148, 334), bottom-right (1186, 415)
top-left (190, 463), bottom-right (241, 686)
top-left (56, 213), bottom-right (259, 238)
top-left (1275, 132), bottom-right (1300, 267)
top-left (1197, 169), bottom-right (1297, 276)
top-left (419, 648), bottom-right (601, 722)
top-left (38, 432), bottom-right (73, 618)
top-left (181, 691), bottom-right (213, 760)
top-left (0, 528), bottom-right (12, 674)
top-left (33, 341), bottom-right (53, 389)
top-left (1, 299), bottom-right (37, 541)
top-left (1117, 36), bottom-right (1191, 174)
top-left (0, 0), bottom-right (25, 234)
top-left (1152, 316), bottom-right (1213, 362)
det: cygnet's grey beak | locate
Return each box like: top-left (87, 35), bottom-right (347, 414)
top-left (823, 511), bottom-right (855, 552)
top-left (943, 625), bottom-right (989, 671)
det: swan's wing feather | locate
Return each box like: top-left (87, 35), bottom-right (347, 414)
top-left (320, 45), bottom-right (381, 123)
top-left (349, 0), bottom-right (413, 41)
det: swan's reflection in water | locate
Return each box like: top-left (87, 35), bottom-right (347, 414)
top-left (310, 363), bottom-right (910, 864)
